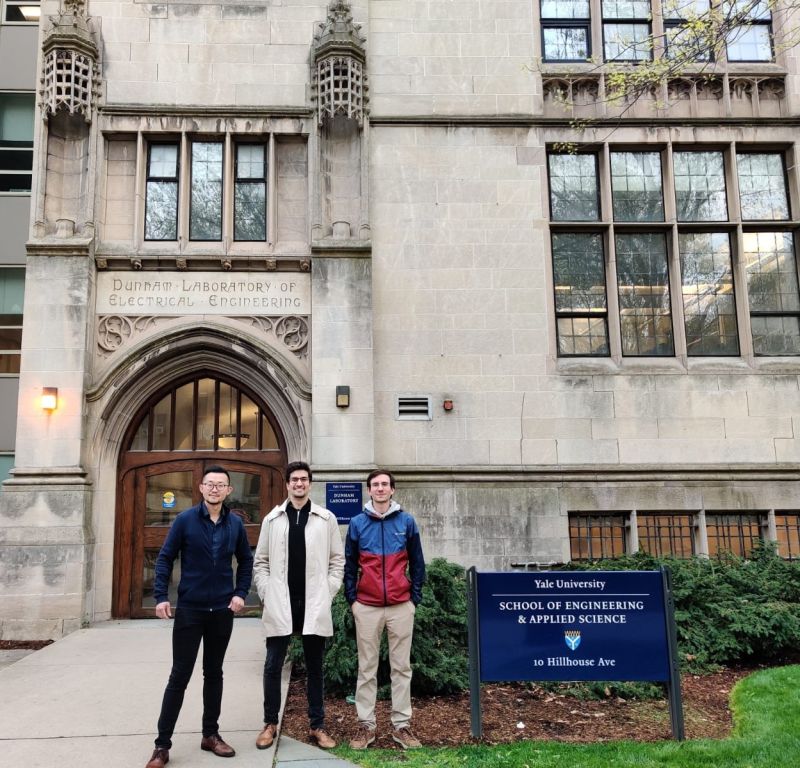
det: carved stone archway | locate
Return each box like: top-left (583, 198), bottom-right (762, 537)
top-left (83, 323), bottom-right (310, 621)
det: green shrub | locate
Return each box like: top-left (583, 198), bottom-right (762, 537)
top-left (290, 557), bottom-right (469, 697)
top-left (566, 545), bottom-right (800, 673)
top-left (291, 547), bottom-right (800, 699)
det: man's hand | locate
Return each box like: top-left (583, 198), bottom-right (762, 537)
top-left (155, 601), bottom-right (172, 619)
top-left (229, 596), bottom-right (245, 613)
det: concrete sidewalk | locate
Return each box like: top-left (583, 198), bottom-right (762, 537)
top-left (0, 620), bottom-right (358, 768)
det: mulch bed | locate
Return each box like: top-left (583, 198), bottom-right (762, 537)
top-left (0, 640), bottom-right (53, 651)
top-left (280, 667), bottom-right (753, 748)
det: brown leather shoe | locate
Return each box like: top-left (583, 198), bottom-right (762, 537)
top-left (255, 723), bottom-right (277, 750)
top-left (392, 726), bottom-right (422, 749)
top-left (145, 747), bottom-right (169, 768)
top-left (349, 724), bottom-right (376, 749)
top-left (200, 733), bottom-right (235, 757)
top-left (309, 727), bottom-right (336, 749)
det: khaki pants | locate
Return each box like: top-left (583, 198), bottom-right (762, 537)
top-left (352, 600), bottom-right (416, 730)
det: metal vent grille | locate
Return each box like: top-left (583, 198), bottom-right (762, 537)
top-left (396, 396), bottom-right (432, 420)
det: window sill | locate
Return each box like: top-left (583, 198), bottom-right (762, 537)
top-left (554, 356), bottom-right (800, 375)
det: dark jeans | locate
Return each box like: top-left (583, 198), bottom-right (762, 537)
top-left (263, 634), bottom-right (326, 729)
top-left (155, 607), bottom-right (234, 749)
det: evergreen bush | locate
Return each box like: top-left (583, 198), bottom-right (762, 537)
top-left (290, 546), bottom-right (800, 699)
top-left (290, 557), bottom-right (469, 697)
top-left (566, 545), bottom-right (800, 673)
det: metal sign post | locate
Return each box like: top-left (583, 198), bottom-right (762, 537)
top-left (661, 565), bottom-right (685, 740)
top-left (466, 567), bottom-right (482, 738)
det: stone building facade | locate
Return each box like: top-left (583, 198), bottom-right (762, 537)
top-left (2, 0), bottom-right (800, 638)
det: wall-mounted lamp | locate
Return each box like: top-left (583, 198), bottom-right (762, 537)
top-left (443, 398), bottom-right (454, 411)
top-left (41, 387), bottom-right (59, 412)
top-left (336, 385), bottom-right (351, 408)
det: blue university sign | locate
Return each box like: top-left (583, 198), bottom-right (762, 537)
top-left (467, 567), bottom-right (684, 740)
top-left (475, 570), bottom-right (670, 682)
top-left (467, 568), bottom-right (683, 740)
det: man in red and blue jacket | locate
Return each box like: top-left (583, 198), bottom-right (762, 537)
top-left (344, 469), bottom-right (425, 750)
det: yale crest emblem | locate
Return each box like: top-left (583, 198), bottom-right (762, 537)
top-left (564, 630), bottom-right (581, 651)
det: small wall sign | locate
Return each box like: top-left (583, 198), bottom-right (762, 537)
top-left (325, 482), bottom-right (362, 524)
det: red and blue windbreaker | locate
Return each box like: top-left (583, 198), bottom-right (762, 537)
top-left (344, 501), bottom-right (426, 606)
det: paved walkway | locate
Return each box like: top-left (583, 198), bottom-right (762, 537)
top-left (0, 620), bottom-right (358, 768)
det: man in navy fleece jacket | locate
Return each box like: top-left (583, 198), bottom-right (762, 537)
top-left (144, 465), bottom-right (253, 768)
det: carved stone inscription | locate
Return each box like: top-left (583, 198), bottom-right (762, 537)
top-left (96, 272), bottom-right (311, 315)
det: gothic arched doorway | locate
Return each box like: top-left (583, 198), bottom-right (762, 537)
top-left (113, 374), bottom-right (288, 617)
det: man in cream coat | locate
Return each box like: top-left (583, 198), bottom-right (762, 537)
top-left (253, 461), bottom-right (344, 750)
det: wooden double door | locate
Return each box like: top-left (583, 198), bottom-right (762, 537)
top-left (113, 375), bottom-right (288, 618)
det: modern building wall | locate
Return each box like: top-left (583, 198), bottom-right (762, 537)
top-left (0, 26), bottom-right (38, 88)
top-left (0, 14), bottom-right (37, 488)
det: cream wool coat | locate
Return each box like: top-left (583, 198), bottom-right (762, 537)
top-left (253, 500), bottom-right (344, 637)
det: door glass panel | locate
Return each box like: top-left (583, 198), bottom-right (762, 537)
top-left (174, 382), bottom-right (194, 450)
top-left (142, 548), bottom-right (180, 608)
top-left (240, 394), bottom-right (258, 450)
top-left (262, 414), bottom-right (279, 449)
top-left (145, 471), bottom-right (193, 526)
top-left (227, 471), bottom-right (262, 524)
top-left (152, 393), bottom-right (171, 451)
top-left (196, 377), bottom-right (215, 450)
top-left (131, 417), bottom-right (148, 451)
top-left (218, 383), bottom-right (236, 449)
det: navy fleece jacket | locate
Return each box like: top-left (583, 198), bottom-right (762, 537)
top-left (153, 502), bottom-right (253, 610)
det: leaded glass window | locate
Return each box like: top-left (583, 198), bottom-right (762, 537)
top-left (569, 513), bottom-right (627, 561)
top-left (548, 154), bottom-right (599, 221)
top-left (616, 233), bottom-right (674, 355)
top-left (541, 0), bottom-right (591, 61)
top-left (145, 143), bottom-right (179, 241)
top-left (663, 0), bottom-right (712, 61)
top-left (775, 513), bottom-right (800, 560)
top-left (679, 232), bottom-right (739, 355)
top-left (602, 0), bottom-right (652, 61)
top-left (610, 151), bottom-right (664, 221)
top-left (744, 232), bottom-right (800, 355)
top-left (552, 232), bottom-right (609, 355)
top-left (737, 153), bottom-right (789, 221)
top-left (674, 151), bottom-right (728, 221)
top-left (637, 512), bottom-right (696, 557)
top-left (130, 376), bottom-right (281, 452)
top-left (190, 142), bottom-right (223, 241)
top-left (234, 144), bottom-right (267, 241)
top-left (725, 0), bottom-right (772, 61)
top-left (706, 512), bottom-right (765, 557)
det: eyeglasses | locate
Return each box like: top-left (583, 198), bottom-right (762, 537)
top-left (203, 482), bottom-right (230, 490)
top-left (289, 477), bottom-right (310, 485)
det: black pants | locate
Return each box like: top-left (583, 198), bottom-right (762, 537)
top-left (155, 607), bottom-right (234, 749)
top-left (262, 634), bottom-right (326, 729)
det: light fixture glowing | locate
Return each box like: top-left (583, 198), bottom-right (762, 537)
top-left (218, 433), bottom-right (249, 450)
top-left (41, 387), bottom-right (58, 412)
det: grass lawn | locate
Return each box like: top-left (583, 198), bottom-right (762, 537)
top-left (335, 665), bottom-right (800, 767)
